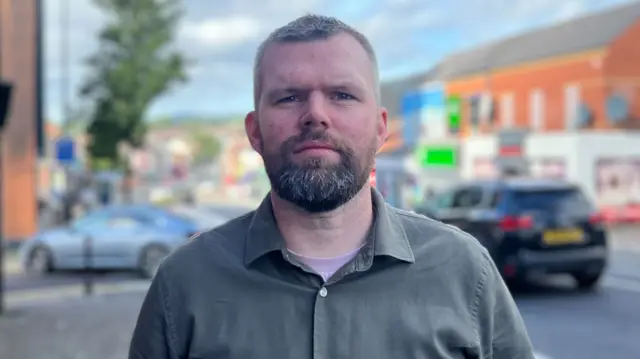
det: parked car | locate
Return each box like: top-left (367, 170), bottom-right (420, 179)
top-left (414, 178), bottom-right (608, 290)
top-left (18, 204), bottom-right (226, 278)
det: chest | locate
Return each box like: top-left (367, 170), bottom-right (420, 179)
top-left (183, 279), bottom-right (478, 359)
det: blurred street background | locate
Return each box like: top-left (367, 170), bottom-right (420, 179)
top-left (1, 0), bottom-right (640, 359)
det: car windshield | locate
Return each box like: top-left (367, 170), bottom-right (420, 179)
top-left (511, 188), bottom-right (592, 213)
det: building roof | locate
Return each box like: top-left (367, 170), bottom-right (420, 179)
top-left (438, 42), bottom-right (500, 80)
top-left (442, 1), bottom-right (640, 80)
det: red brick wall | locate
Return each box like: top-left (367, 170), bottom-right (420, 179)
top-left (445, 50), bottom-right (608, 135)
top-left (602, 19), bottom-right (640, 128)
top-left (0, 0), bottom-right (38, 240)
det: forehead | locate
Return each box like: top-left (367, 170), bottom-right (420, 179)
top-left (260, 33), bottom-right (374, 90)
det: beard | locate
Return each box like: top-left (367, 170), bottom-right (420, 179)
top-left (261, 129), bottom-right (374, 213)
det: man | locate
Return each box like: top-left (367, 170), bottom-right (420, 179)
top-left (129, 14), bottom-right (535, 359)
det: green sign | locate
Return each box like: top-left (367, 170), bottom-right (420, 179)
top-left (446, 95), bottom-right (462, 132)
top-left (415, 146), bottom-right (457, 168)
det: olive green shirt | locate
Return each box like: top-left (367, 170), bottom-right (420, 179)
top-left (129, 189), bottom-right (535, 359)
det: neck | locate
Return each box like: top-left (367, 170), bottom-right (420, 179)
top-left (271, 185), bottom-right (374, 258)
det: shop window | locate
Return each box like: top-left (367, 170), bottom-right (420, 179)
top-left (501, 93), bottom-right (514, 128)
top-left (564, 84), bottom-right (581, 129)
top-left (529, 88), bottom-right (545, 130)
top-left (469, 96), bottom-right (481, 131)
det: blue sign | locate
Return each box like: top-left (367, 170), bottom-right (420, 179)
top-left (606, 95), bottom-right (629, 124)
top-left (401, 91), bottom-right (422, 148)
top-left (55, 136), bottom-right (75, 164)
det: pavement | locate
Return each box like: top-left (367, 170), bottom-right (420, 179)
top-left (0, 292), bottom-right (144, 359)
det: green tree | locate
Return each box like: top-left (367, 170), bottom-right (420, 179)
top-left (80, 0), bottom-right (188, 170)
top-left (191, 130), bottom-right (222, 165)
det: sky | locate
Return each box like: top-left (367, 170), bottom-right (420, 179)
top-left (43, 0), bottom-right (637, 123)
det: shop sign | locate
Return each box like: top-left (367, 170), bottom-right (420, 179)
top-left (415, 145), bottom-right (458, 168)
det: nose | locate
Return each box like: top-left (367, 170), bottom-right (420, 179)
top-left (300, 92), bottom-right (331, 129)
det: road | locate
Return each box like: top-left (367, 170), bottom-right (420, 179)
top-left (3, 208), bottom-right (640, 358)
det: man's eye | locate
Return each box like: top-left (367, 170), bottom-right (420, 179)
top-left (277, 95), bottom-right (299, 103)
top-left (333, 92), bottom-right (355, 100)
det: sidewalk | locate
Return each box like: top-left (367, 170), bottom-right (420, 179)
top-left (0, 291), bottom-right (146, 359)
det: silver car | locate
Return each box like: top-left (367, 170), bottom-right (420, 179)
top-left (18, 204), bottom-right (227, 278)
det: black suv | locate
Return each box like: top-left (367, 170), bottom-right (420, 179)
top-left (415, 178), bottom-right (608, 289)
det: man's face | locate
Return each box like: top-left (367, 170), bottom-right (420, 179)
top-left (245, 33), bottom-right (388, 212)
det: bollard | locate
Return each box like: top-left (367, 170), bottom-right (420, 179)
top-left (83, 235), bottom-right (94, 296)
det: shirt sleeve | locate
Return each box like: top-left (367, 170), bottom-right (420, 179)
top-left (128, 266), bottom-right (177, 359)
top-left (474, 250), bottom-right (536, 359)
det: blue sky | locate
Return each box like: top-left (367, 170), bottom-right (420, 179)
top-left (43, 0), bottom-right (636, 123)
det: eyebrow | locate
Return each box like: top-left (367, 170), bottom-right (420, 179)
top-left (264, 81), bottom-right (365, 99)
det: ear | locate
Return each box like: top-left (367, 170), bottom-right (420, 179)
top-left (245, 111), bottom-right (263, 154)
top-left (376, 106), bottom-right (389, 151)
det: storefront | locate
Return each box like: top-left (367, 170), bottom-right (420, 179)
top-left (461, 132), bottom-right (640, 219)
top-left (413, 141), bottom-right (462, 194)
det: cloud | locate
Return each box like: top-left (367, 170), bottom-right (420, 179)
top-left (180, 16), bottom-right (261, 48)
top-left (42, 0), bottom-right (635, 121)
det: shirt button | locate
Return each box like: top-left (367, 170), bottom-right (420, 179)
top-left (319, 287), bottom-right (328, 297)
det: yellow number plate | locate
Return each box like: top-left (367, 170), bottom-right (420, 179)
top-left (543, 229), bottom-right (584, 245)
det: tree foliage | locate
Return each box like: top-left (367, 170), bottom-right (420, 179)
top-left (81, 0), bottom-right (188, 169)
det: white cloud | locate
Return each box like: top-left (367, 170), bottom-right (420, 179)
top-left (180, 16), bottom-right (261, 48)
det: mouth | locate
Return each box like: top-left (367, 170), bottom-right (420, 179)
top-left (293, 141), bottom-right (337, 154)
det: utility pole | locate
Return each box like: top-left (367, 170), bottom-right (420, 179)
top-left (59, 0), bottom-right (74, 222)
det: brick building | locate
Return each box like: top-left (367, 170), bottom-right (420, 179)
top-left (0, 0), bottom-right (41, 241)
top-left (377, 2), bottom-right (640, 212)
top-left (443, 1), bottom-right (640, 134)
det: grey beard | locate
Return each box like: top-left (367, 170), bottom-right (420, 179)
top-left (273, 164), bottom-right (360, 213)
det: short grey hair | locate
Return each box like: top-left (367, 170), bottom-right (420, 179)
top-left (253, 14), bottom-right (380, 108)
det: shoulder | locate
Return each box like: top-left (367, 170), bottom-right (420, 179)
top-left (391, 206), bottom-right (492, 277)
top-left (159, 211), bottom-right (255, 280)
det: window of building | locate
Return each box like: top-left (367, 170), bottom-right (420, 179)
top-left (564, 84), bottom-right (581, 129)
top-left (529, 88), bottom-right (545, 130)
top-left (501, 93), bottom-right (514, 128)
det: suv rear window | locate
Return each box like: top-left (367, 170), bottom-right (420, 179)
top-left (509, 187), bottom-right (592, 213)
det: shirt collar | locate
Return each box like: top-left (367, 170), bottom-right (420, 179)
top-left (244, 188), bottom-right (415, 266)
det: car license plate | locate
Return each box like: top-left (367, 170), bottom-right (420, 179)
top-left (543, 228), bottom-right (584, 245)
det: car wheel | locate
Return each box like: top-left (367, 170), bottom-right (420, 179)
top-left (138, 245), bottom-right (169, 279)
top-left (27, 246), bottom-right (54, 275)
top-left (572, 271), bottom-right (603, 291)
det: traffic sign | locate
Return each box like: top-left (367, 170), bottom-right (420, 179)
top-left (55, 135), bottom-right (75, 164)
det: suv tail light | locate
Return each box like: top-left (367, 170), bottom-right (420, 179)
top-left (499, 215), bottom-right (533, 231)
top-left (589, 212), bottom-right (604, 225)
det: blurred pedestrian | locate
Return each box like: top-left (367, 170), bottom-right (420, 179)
top-left (129, 14), bottom-right (535, 359)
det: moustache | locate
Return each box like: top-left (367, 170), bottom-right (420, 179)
top-left (284, 131), bottom-right (346, 155)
